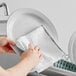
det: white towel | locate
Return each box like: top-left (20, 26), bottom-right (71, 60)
top-left (16, 26), bottom-right (64, 72)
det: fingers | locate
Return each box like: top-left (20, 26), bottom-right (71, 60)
top-left (0, 47), bottom-right (6, 53)
top-left (38, 49), bottom-right (43, 59)
top-left (0, 37), bottom-right (8, 46)
top-left (28, 43), bottom-right (34, 50)
top-left (34, 46), bottom-right (40, 51)
top-left (34, 46), bottom-right (43, 58)
top-left (0, 37), bottom-right (16, 54)
top-left (7, 38), bottom-right (16, 46)
top-left (3, 43), bottom-right (16, 54)
top-left (0, 37), bottom-right (15, 46)
top-left (28, 43), bottom-right (43, 58)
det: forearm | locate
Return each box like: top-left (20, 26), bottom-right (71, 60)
top-left (0, 66), bottom-right (9, 76)
top-left (7, 57), bottom-right (33, 76)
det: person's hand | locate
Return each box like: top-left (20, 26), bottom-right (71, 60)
top-left (0, 37), bottom-right (16, 53)
top-left (7, 44), bottom-right (43, 76)
top-left (21, 43), bottom-right (43, 67)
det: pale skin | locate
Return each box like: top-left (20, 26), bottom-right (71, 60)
top-left (0, 37), bottom-right (43, 76)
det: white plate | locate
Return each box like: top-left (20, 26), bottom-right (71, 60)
top-left (7, 8), bottom-right (61, 56)
top-left (7, 8), bottom-right (58, 42)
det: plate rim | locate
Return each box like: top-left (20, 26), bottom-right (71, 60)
top-left (7, 8), bottom-right (58, 42)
